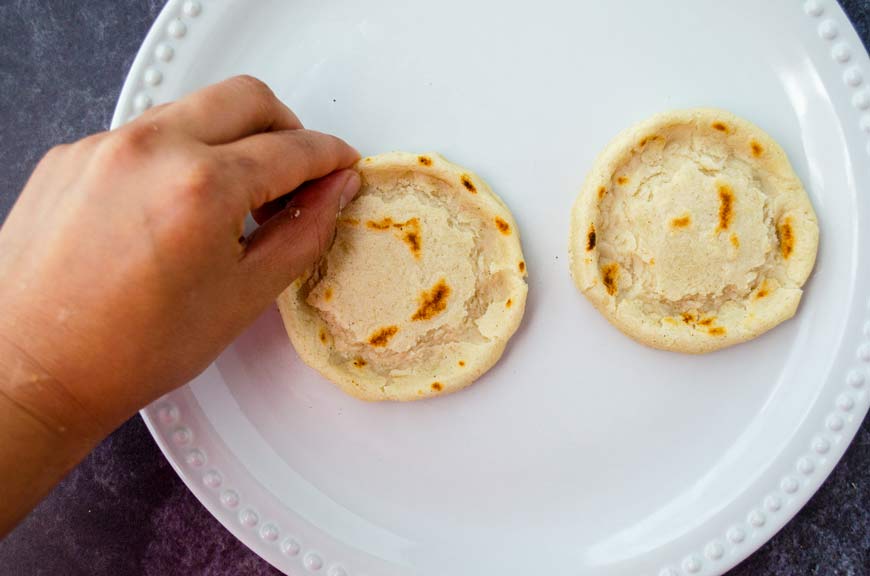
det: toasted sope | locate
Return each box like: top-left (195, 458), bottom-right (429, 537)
top-left (278, 152), bottom-right (528, 401)
top-left (569, 109), bottom-right (819, 353)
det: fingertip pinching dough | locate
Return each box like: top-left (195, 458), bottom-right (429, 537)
top-left (278, 152), bottom-right (528, 401)
top-left (569, 108), bottom-right (819, 353)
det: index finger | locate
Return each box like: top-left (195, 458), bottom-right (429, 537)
top-left (154, 75), bottom-right (302, 144)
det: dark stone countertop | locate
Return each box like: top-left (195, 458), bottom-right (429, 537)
top-left (0, 1), bottom-right (868, 574)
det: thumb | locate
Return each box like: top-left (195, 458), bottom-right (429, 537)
top-left (241, 168), bottom-right (361, 300)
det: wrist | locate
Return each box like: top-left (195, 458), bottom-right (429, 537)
top-left (0, 326), bottom-right (110, 449)
top-left (0, 332), bottom-right (110, 535)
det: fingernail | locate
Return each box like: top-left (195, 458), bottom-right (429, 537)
top-left (338, 170), bottom-right (361, 211)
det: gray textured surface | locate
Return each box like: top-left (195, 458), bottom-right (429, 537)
top-left (0, 1), bottom-right (868, 575)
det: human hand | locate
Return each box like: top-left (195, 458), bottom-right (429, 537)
top-left (0, 76), bottom-right (359, 530)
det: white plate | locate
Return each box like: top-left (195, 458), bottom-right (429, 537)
top-left (114, 1), bottom-right (870, 574)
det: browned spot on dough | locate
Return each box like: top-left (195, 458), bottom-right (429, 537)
top-left (505, 298), bottom-right (513, 308)
top-left (461, 174), bottom-right (477, 193)
top-left (368, 325), bottom-right (398, 347)
top-left (602, 263), bottom-right (620, 296)
top-left (494, 217), bottom-right (511, 235)
top-left (458, 360), bottom-right (466, 367)
top-left (417, 155), bottom-right (432, 166)
top-left (431, 382), bottom-right (443, 392)
top-left (756, 279), bottom-right (771, 299)
top-left (597, 186), bottom-right (607, 200)
top-left (639, 135), bottom-right (663, 146)
top-left (403, 231), bottom-right (421, 255)
top-left (712, 122), bottom-right (730, 133)
top-left (681, 312), bottom-right (722, 334)
top-left (364, 157), bottom-right (373, 162)
top-left (399, 219), bottom-right (422, 258)
top-left (649, 257), bottom-right (656, 266)
top-left (750, 140), bottom-right (764, 157)
top-left (324, 287), bottom-right (333, 302)
top-left (778, 217), bottom-right (795, 259)
top-left (681, 311), bottom-right (723, 334)
top-left (412, 279), bottom-right (451, 321)
top-left (366, 217), bottom-right (395, 230)
top-left (617, 175), bottom-right (629, 185)
top-left (518, 261), bottom-right (526, 273)
top-left (730, 233), bottom-right (740, 248)
top-left (340, 217), bottom-right (359, 226)
top-left (319, 329), bottom-right (328, 344)
top-left (367, 217), bottom-right (422, 258)
top-left (671, 214), bottom-right (692, 229)
top-left (353, 357), bottom-right (367, 368)
top-left (586, 224), bottom-right (596, 251)
top-left (716, 184), bottom-right (734, 232)
top-left (663, 316), bottom-right (677, 325)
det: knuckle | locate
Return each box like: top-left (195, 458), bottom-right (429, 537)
top-left (177, 156), bottom-right (220, 203)
top-left (233, 74), bottom-right (274, 101)
top-left (41, 143), bottom-right (71, 163)
top-left (232, 150), bottom-right (260, 173)
top-left (97, 125), bottom-right (154, 162)
top-left (33, 144), bottom-right (71, 175)
top-left (72, 132), bottom-right (109, 154)
top-left (297, 131), bottom-right (321, 161)
top-left (79, 131), bottom-right (109, 147)
top-left (228, 153), bottom-right (270, 208)
top-left (325, 134), bottom-right (348, 160)
top-left (36, 133), bottom-right (107, 171)
top-left (232, 75), bottom-right (280, 124)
